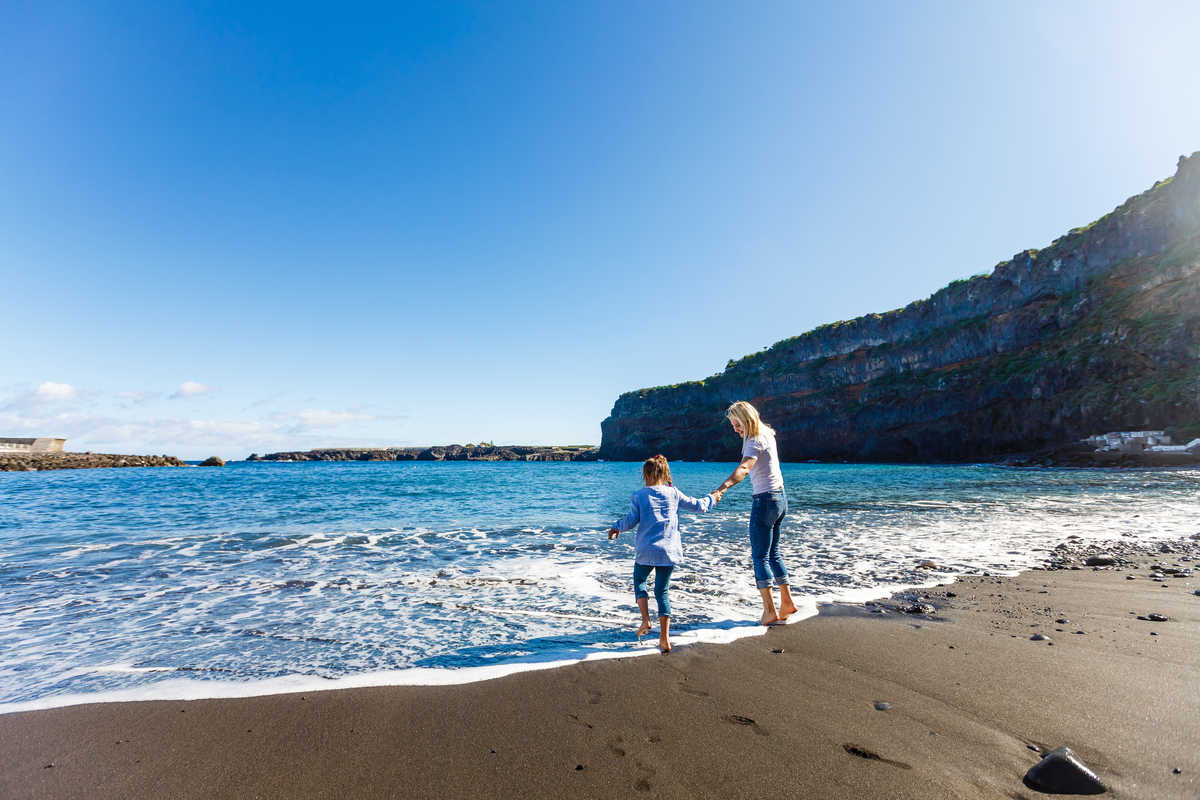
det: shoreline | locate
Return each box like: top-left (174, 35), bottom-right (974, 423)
top-left (3, 536), bottom-right (1196, 799)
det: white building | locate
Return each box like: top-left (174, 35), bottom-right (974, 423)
top-left (0, 437), bottom-right (67, 453)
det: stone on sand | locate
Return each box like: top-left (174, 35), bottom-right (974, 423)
top-left (1023, 746), bottom-right (1107, 794)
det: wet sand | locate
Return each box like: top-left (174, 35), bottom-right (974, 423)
top-left (2, 538), bottom-right (1197, 799)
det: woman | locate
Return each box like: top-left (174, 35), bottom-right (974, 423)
top-left (714, 401), bottom-right (798, 625)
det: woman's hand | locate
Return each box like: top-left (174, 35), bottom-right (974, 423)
top-left (607, 527), bottom-right (620, 540)
top-left (710, 489), bottom-right (725, 504)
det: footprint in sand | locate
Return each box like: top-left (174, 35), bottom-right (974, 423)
top-left (633, 759), bottom-right (656, 792)
top-left (722, 714), bottom-right (769, 736)
top-left (607, 736), bottom-right (626, 757)
top-left (842, 743), bottom-right (912, 770)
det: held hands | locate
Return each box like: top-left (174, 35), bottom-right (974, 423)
top-left (607, 527), bottom-right (620, 540)
top-left (710, 488), bottom-right (725, 504)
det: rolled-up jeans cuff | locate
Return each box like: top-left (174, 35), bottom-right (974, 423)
top-left (774, 577), bottom-right (789, 587)
top-left (755, 578), bottom-right (773, 589)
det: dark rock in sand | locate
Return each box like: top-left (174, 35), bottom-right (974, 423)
top-left (905, 603), bottom-right (936, 616)
top-left (1023, 746), bottom-right (1107, 795)
top-left (199, 456), bottom-right (225, 467)
top-left (873, 701), bottom-right (892, 711)
top-left (1055, 618), bottom-right (1069, 624)
top-left (1146, 613), bottom-right (1168, 622)
top-left (1030, 633), bottom-right (1051, 642)
top-left (1084, 555), bottom-right (1116, 567)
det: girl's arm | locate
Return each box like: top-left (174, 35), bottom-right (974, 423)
top-left (715, 456), bottom-right (756, 493)
top-left (608, 495), bottom-right (641, 539)
top-left (675, 487), bottom-right (721, 513)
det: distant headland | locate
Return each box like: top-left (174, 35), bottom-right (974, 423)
top-left (245, 444), bottom-right (600, 462)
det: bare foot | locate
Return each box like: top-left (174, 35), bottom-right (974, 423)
top-left (637, 620), bottom-right (652, 637)
top-left (659, 636), bottom-right (671, 653)
top-left (778, 601), bottom-right (798, 620)
top-left (759, 610), bottom-right (780, 626)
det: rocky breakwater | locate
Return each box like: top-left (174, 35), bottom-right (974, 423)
top-left (602, 152), bottom-right (1200, 462)
top-left (246, 444), bottom-right (599, 462)
top-left (0, 453), bottom-right (188, 472)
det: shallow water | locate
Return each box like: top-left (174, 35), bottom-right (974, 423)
top-left (1, 461), bottom-right (1196, 711)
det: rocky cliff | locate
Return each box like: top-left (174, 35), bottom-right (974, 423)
top-left (600, 153), bottom-right (1200, 462)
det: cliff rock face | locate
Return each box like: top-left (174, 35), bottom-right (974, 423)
top-left (601, 153), bottom-right (1200, 462)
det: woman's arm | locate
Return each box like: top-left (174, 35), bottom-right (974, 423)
top-left (715, 456), bottom-right (756, 493)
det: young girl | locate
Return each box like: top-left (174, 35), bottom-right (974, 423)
top-left (608, 455), bottom-right (723, 652)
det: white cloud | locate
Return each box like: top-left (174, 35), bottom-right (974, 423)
top-left (35, 381), bottom-right (78, 401)
top-left (0, 402), bottom-right (404, 459)
top-left (172, 381), bottom-right (216, 398)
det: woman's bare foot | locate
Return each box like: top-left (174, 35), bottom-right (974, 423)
top-left (778, 586), bottom-right (798, 620)
top-left (758, 587), bottom-right (780, 625)
top-left (659, 635), bottom-right (671, 653)
top-left (637, 620), bottom-right (652, 637)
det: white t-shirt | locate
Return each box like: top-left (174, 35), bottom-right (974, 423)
top-left (741, 432), bottom-right (785, 494)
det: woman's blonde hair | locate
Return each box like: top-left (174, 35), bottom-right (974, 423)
top-left (642, 454), bottom-right (672, 486)
top-left (726, 401), bottom-right (774, 438)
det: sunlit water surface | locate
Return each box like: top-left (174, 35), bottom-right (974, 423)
top-left (1, 461), bottom-right (1196, 710)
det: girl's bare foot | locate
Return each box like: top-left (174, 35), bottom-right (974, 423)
top-left (760, 610), bottom-right (781, 626)
top-left (659, 635), bottom-right (671, 653)
top-left (778, 601), bottom-right (798, 620)
top-left (637, 620), bottom-right (652, 637)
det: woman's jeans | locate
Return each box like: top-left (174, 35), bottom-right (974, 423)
top-left (633, 563), bottom-right (674, 618)
top-left (749, 490), bottom-right (789, 589)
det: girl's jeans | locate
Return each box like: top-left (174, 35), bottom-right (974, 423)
top-left (633, 563), bottom-right (674, 618)
top-left (749, 490), bottom-right (789, 589)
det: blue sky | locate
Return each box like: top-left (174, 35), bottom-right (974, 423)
top-left (3, 1), bottom-right (1199, 459)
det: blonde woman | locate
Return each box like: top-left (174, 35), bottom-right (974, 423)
top-left (714, 401), bottom-right (798, 625)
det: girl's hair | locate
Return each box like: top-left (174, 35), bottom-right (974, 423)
top-left (726, 400), bottom-right (774, 438)
top-left (642, 454), bottom-right (672, 486)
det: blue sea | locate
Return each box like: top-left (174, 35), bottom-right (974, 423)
top-left (1, 461), bottom-right (1197, 713)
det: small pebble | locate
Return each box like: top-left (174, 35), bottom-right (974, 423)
top-left (1175, 768), bottom-right (1182, 775)
top-left (1147, 613), bottom-right (1168, 622)
top-left (874, 701), bottom-right (892, 711)
top-left (1031, 633), bottom-right (1051, 641)
top-left (1055, 618), bottom-right (1069, 624)
top-left (771, 648), bottom-right (785, 654)
top-left (575, 764), bottom-right (585, 771)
